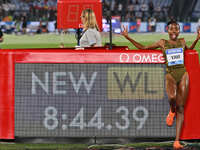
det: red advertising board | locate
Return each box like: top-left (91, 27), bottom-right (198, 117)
top-left (57, 0), bottom-right (102, 30)
top-left (0, 48), bottom-right (199, 140)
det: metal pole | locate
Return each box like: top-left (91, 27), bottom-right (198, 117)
top-left (109, 15), bottom-right (112, 49)
top-left (109, 15), bottom-right (112, 50)
top-left (76, 28), bottom-right (81, 46)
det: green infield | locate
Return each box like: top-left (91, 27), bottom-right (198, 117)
top-left (1, 33), bottom-right (200, 52)
top-left (1, 33), bottom-right (199, 60)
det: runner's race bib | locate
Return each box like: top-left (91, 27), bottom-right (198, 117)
top-left (165, 48), bottom-right (184, 66)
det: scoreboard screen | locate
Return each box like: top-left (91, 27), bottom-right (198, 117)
top-left (15, 63), bottom-right (175, 137)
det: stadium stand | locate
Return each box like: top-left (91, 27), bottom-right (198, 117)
top-left (0, 0), bottom-right (57, 22)
top-left (192, 0), bottom-right (200, 21)
top-left (0, 0), bottom-right (199, 34)
top-left (1, 0), bottom-right (199, 23)
top-left (102, 0), bottom-right (172, 22)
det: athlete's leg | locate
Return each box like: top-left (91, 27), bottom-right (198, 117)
top-left (174, 72), bottom-right (189, 149)
top-left (165, 73), bottom-right (177, 126)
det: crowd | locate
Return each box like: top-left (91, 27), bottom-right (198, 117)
top-left (102, 0), bottom-right (172, 22)
top-left (0, 0), bottom-right (198, 34)
top-left (0, 0), bottom-right (57, 22)
top-left (0, 0), bottom-right (57, 34)
top-left (0, 0), bottom-right (172, 22)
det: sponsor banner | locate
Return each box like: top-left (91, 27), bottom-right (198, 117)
top-left (191, 23), bottom-right (199, 33)
top-left (0, 21), bottom-right (198, 33)
top-left (156, 23), bottom-right (165, 33)
top-left (139, 22), bottom-right (148, 32)
top-left (121, 22), bottom-right (130, 32)
top-left (15, 51), bottom-right (165, 64)
top-left (183, 23), bottom-right (191, 32)
top-left (129, 22), bottom-right (137, 32)
top-left (165, 22), bottom-right (184, 33)
top-left (179, 22), bottom-right (184, 33)
top-left (119, 52), bottom-right (165, 63)
top-left (102, 17), bottom-right (121, 33)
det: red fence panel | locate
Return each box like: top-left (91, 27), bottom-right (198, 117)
top-left (0, 48), bottom-right (199, 139)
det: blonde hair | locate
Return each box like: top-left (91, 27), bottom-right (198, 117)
top-left (81, 9), bottom-right (99, 31)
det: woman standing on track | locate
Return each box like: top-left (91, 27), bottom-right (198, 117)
top-left (121, 20), bottom-right (200, 149)
top-left (79, 8), bottom-right (102, 47)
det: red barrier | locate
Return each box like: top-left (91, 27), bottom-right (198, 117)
top-left (0, 52), bottom-right (14, 139)
top-left (181, 50), bottom-right (200, 139)
top-left (0, 48), bottom-right (199, 139)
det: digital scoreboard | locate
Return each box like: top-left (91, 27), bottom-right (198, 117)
top-left (14, 63), bottom-right (175, 137)
top-left (0, 48), bottom-right (199, 139)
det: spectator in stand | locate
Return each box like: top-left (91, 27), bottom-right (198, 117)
top-left (0, 4), bottom-right (3, 21)
top-left (110, 0), bottom-right (115, 16)
top-left (135, 0), bottom-right (139, 5)
top-left (140, 1), bottom-right (148, 21)
top-left (128, 1), bottom-right (134, 18)
top-left (118, 3), bottom-right (123, 16)
top-left (136, 17), bottom-right (141, 32)
top-left (102, 0), bottom-right (110, 20)
top-left (21, 15), bottom-right (27, 34)
top-left (148, 16), bottom-right (156, 32)
top-left (125, 12), bottom-right (131, 22)
top-left (148, 0), bottom-right (154, 17)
